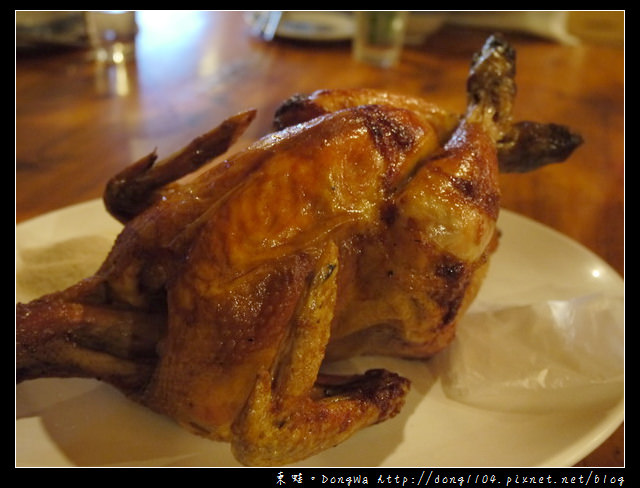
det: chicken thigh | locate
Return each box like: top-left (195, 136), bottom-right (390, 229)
top-left (16, 35), bottom-right (582, 466)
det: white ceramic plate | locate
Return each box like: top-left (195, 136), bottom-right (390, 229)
top-left (15, 200), bottom-right (624, 467)
top-left (247, 11), bottom-right (354, 42)
top-left (277, 12), bottom-right (353, 41)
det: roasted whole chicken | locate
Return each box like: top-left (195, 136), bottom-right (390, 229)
top-left (16, 35), bottom-right (582, 466)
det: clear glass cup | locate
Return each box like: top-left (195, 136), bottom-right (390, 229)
top-left (352, 11), bottom-right (408, 68)
top-left (85, 11), bottom-right (137, 64)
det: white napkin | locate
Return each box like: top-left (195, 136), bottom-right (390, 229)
top-left (439, 293), bottom-right (624, 413)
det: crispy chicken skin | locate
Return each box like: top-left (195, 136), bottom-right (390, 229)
top-left (16, 35), bottom-right (581, 466)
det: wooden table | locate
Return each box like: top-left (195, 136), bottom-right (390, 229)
top-left (16, 11), bottom-right (623, 467)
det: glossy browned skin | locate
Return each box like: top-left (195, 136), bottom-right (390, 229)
top-left (15, 35), bottom-right (581, 466)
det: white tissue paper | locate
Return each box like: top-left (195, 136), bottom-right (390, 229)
top-left (439, 293), bottom-right (624, 413)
